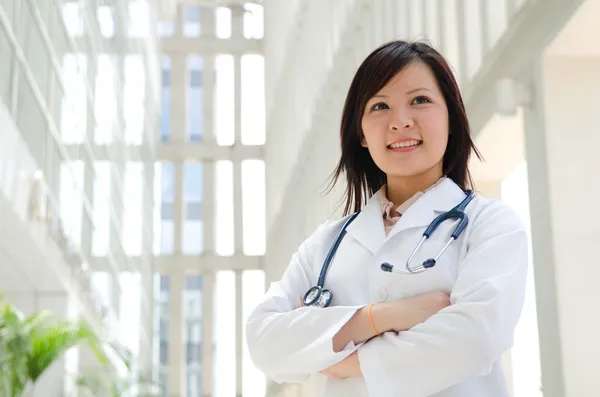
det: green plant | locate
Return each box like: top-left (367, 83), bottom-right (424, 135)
top-left (0, 297), bottom-right (108, 397)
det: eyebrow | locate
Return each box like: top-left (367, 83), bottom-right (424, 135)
top-left (371, 87), bottom-right (434, 99)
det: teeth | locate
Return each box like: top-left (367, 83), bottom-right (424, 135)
top-left (389, 140), bottom-right (421, 148)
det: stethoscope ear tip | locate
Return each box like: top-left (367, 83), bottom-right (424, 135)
top-left (381, 262), bottom-right (393, 272)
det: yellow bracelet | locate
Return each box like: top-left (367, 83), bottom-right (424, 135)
top-left (368, 303), bottom-right (381, 336)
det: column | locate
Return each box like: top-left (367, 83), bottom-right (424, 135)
top-left (523, 56), bottom-right (600, 397)
top-left (168, 272), bottom-right (184, 397)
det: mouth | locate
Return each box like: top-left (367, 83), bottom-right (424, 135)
top-left (387, 139), bottom-right (423, 150)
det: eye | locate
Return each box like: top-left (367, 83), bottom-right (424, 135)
top-left (411, 96), bottom-right (431, 105)
top-left (370, 102), bottom-right (389, 111)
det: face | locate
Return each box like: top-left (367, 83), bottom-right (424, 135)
top-left (360, 61), bottom-right (449, 182)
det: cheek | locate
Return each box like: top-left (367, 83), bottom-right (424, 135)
top-left (421, 116), bottom-right (449, 151)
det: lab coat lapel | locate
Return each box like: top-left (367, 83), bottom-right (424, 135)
top-left (345, 192), bottom-right (387, 254)
top-left (385, 178), bottom-right (468, 241)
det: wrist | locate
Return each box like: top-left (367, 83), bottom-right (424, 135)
top-left (371, 301), bottom-right (409, 333)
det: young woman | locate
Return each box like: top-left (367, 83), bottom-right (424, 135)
top-left (246, 40), bottom-right (528, 397)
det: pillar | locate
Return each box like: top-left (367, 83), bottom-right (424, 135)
top-left (524, 55), bottom-right (600, 397)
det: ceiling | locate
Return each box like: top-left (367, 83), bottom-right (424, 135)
top-left (546, 0), bottom-right (600, 57)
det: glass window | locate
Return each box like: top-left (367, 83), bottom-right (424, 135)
top-left (62, 3), bottom-right (84, 37)
top-left (214, 271), bottom-right (236, 397)
top-left (97, 6), bottom-right (115, 37)
top-left (128, 0), bottom-right (149, 38)
top-left (241, 160), bottom-right (265, 255)
top-left (124, 55), bottom-right (145, 145)
top-left (92, 162), bottom-right (111, 256)
top-left (59, 161), bottom-right (84, 249)
top-left (241, 55), bottom-right (265, 145)
top-left (154, 273), bottom-right (169, 394)
top-left (242, 270), bottom-right (266, 397)
top-left (188, 56), bottom-right (204, 142)
top-left (214, 55), bottom-right (234, 146)
top-left (215, 7), bottom-right (231, 38)
top-left (183, 163), bottom-right (203, 254)
top-left (61, 54), bottom-right (86, 144)
top-left (243, 3), bottom-right (264, 39)
top-left (161, 56), bottom-right (171, 142)
top-left (158, 163), bottom-right (174, 255)
top-left (95, 55), bottom-right (115, 144)
top-left (123, 162), bottom-right (143, 255)
top-left (185, 274), bottom-right (203, 397)
top-left (215, 161), bottom-right (234, 256)
top-left (184, 5), bottom-right (202, 37)
top-left (157, 21), bottom-right (174, 37)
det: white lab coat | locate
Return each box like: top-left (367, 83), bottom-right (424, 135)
top-left (246, 178), bottom-right (528, 397)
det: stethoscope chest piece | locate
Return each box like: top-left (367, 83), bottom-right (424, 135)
top-left (302, 285), bottom-right (332, 308)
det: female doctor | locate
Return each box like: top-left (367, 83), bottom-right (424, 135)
top-left (246, 40), bottom-right (528, 397)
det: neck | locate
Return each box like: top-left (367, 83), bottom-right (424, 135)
top-left (385, 167), bottom-right (443, 207)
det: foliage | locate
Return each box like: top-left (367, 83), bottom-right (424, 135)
top-left (0, 296), bottom-right (107, 397)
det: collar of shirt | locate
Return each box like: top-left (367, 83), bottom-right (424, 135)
top-left (379, 177), bottom-right (447, 221)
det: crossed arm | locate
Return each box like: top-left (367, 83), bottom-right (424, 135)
top-left (246, 204), bottom-right (528, 395)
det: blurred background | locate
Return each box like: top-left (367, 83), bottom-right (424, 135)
top-left (0, 0), bottom-right (597, 396)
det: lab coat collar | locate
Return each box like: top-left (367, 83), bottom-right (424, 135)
top-left (345, 177), bottom-right (468, 254)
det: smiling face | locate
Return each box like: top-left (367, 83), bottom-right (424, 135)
top-left (360, 61), bottom-right (449, 184)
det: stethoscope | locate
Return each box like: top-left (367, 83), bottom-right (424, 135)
top-left (302, 190), bottom-right (475, 308)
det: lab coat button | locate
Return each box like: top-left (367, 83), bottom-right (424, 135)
top-left (376, 288), bottom-right (388, 302)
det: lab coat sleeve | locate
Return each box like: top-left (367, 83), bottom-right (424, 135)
top-left (246, 221), bottom-right (364, 384)
top-left (358, 201), bottom-right (529, 397)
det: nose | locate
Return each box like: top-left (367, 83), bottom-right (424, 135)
top-left (390, 109), bottom-right (414, 130)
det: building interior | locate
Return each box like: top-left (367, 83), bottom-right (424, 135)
top-left (0, 0), bottom-right (598, 396)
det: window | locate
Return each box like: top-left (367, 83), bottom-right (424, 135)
top-left (161, 56), bottom-right (171, 142)
top-left (215, 161), bottom-right (234, 256)
top-left (62, 3), bottom-right (84, 37)
top-left (243, 3), bottom-right (264, 39)
top-left (128, 0), bottom-right (149, 38)
top-left (59, 161), bottom-right (84, 249)
top-left (213, 271), bottom-right (236, 397)
top-left (185, 274), bottom-right (203, 397)
top-left (214, 55), bottom-right (234, 146)
top-left (124, 55), bottom-right (145, 145)
top-left (241, 55), bottom-right (265, 145)
top-left (184, 5), bottom-right (201, 37)
top-left (154, 274), bottom-right (169, 395)
top-left (242, 270), bottom-right (266, 397)
top-left (123, 162), bottom-right (143, 255)
top-left (241, 160), bottom-right (265, 255)
top-left (94, 55), bottom-right (115, 144)
top-left (157, 21), bottom-right (174, 37)
top-left (158, 163), bottom-right (175, 255)
top-left (183, 163), bottom-right (203, 254)
top-left (61, 54), bottom-right (86, 144)
top-left (215, 7), bottom-right (231, 38)
top-left (92, 162), bottom-right (111, 256)
top-left (187, 57), bottom-right (204, 142)
top-left (97, 6), bottom-right (115, 37)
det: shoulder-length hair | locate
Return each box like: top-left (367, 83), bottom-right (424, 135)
top-left (328, 40), bottom-right (482, 216)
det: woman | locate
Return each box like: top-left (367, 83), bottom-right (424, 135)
top-left (246, 40), bottom-right (528, 397)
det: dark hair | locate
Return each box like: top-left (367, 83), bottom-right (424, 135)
top-left (328, 40), bottom-right (482, 216)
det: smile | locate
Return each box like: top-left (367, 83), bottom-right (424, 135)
top-left (388, 139), bottom-right (422, 149)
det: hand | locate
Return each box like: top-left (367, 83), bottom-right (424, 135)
top-left (319, 351), bottom-right (362, 379)
top-left (381, 291), bottom-right (450, 332)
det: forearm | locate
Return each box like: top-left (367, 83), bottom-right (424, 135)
top-left (332, 302), bottom-right (401, 353)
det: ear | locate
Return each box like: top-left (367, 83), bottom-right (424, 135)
top-left (360, 134), bottom-right (368, 148)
